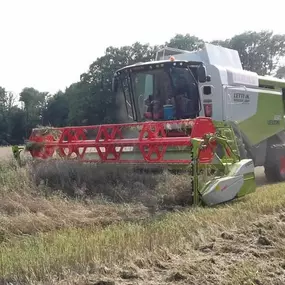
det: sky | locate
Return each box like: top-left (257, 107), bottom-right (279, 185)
top-left (0, 0), bottom-right (285, 97)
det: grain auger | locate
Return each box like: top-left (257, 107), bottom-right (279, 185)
top-left (18, 117), bottom-right (256, 206)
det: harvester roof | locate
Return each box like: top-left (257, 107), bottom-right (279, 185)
top-left (156, 43), bottom-right (244, 70)
top-left (115, 59), bottom-right (203, 75)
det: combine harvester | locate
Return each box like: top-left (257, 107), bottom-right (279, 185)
top-left (23, 43), bottom-right (285, 206)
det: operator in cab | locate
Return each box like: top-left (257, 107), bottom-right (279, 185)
top-left (172, 74), bottom-right (199, 119)
top-left (144, 70), bottom-right (199, 120)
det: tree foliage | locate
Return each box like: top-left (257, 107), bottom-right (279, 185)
top-left (276, 66), bottom-right (285, 79)
top-left (1, 30), bottom-right (285, 145)
top-left (166, 33), bottom-right (204, 51)
top-left (80, 42), bottom-right (159, 88)
top-left (211, 30), bottom-right (285, 75)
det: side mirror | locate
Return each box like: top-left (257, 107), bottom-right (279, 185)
top-left (197, 64), bottom-right (207, 83)
top-left (112, 76), bottom-right (118, 93)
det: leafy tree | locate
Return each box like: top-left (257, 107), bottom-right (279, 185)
top-left (80, 42), bottom-right (158, 87)
top-left (64, 81), bottom-right (115, 126)
top-left (276, 66), bottom-right (285, 79)
top-left (166, 33), bottom-right (204, 51)
top-left (62, 82), bottom-right (90, 126)
top-left (43, 91), bottom-right (69, 127)
top-left (7, 107), bottom-right (26, 144)
top-left (19, 87), bottom-right (50, 136)
top-left (0, 87), bottom-right (18, 144)
top-left (211, 30), bottom-right (285, 75)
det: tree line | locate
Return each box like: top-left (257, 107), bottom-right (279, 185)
top-left (1, 30), bottom-right (285, 145)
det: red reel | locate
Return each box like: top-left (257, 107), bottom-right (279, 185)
top-left (29, 134), bottom-right (55, 159)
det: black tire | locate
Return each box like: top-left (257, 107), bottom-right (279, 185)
top-left (264, 143), bottom-right (285, 182)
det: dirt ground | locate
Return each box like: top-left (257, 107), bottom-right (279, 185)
top-left (1, 146), bottom-right (282, 285)
top-left (68, 211), bottom-right (285, 285)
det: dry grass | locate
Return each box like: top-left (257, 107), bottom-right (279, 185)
top-left (0, 150), bottom-right (193, 236)
top-left (0, 162), bottom-right (183, 238)
top-left (30, 160), bottom-right (192, 206)
top-left (0, 146), bottom-right (285, 284)
top-left (0, 146), bottom-right (15, 160)
top-left (1, 181), bottom-right (285, 284)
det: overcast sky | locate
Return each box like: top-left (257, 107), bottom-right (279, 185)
top-left (0, 0), bottom-right (284, 96)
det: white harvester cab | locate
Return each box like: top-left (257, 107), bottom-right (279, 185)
top-left (155, 43), bottom-right (260, 124)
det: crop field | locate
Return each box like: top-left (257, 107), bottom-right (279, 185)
top-left (0, 146), bottom-right (285, 284)
top-left (0, 146), bottom-right (15, 160)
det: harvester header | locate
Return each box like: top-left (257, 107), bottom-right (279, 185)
top-left (25, 116), bottom-right (255, 207)
top-left (28, 117), bottom-right (216, 164)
